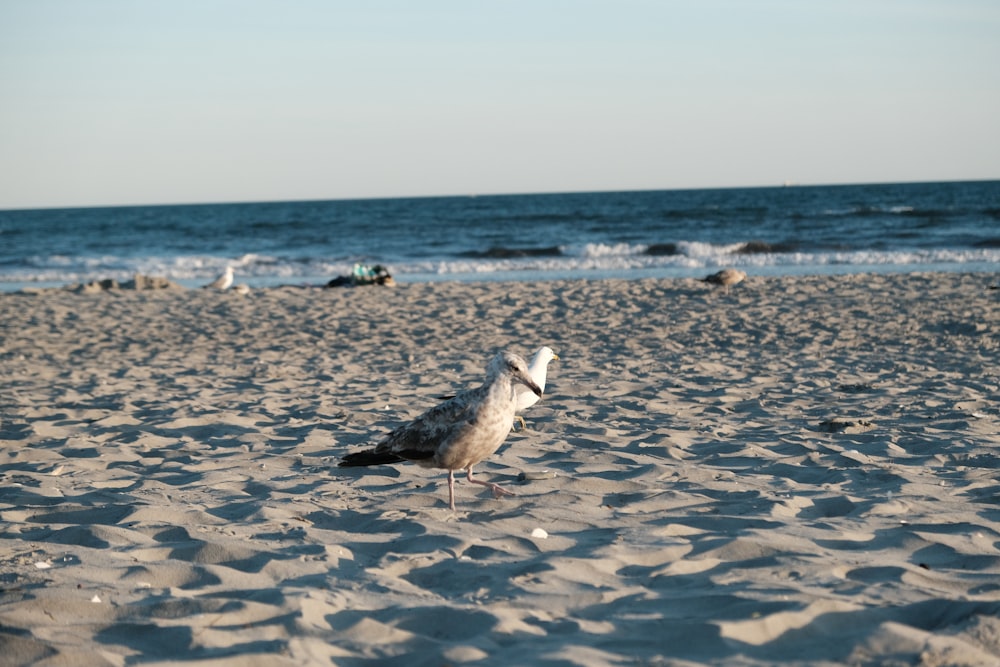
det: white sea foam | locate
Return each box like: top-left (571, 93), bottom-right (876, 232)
top-left (4, 245), bottom-right (1000, 289)
top-left (576, 242), bottom-right (645, 258)
top-left (676, 241), bottom-right (748, 258)
top-left (411, 246), bottom-right (1000, 278)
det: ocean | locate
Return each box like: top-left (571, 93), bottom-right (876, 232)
top-left (1, 180), bottom-right (998, 290)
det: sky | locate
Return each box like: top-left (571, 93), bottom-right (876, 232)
top-left (1, 1), bottom-right (998, 209)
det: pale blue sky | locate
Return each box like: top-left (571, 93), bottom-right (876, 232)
top-left (1, 0), bottom-right (998, 208)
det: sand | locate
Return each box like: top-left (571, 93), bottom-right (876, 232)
top-left (1, 272), bottom-right (999, 666)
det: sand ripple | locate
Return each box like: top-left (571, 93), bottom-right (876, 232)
top-left (1, 273), bottom-right (999, 665)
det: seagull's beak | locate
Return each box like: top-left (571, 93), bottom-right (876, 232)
top-left (523, 377), bottom-right (543, 397)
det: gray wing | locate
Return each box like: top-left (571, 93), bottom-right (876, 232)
top-left (374, 389), bottom-right (482, 461)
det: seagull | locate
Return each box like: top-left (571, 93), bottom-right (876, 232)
top-left (339, 351), bottom-right (542, 511)
top-left (513, 346), bottom-right (558, 429)
top-left (203, 266), bottom-right (234, 290)
top-left (700, 268), bottom-right (746, 294)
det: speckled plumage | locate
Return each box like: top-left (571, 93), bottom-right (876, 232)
top-left (339, 351), bottom-right (542, 510)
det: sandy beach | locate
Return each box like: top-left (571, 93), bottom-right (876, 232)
top-left (2, 271), bottom-right (999, 666)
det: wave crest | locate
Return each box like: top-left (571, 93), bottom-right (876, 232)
top-left (5, 244), bottom-right (1000, 287)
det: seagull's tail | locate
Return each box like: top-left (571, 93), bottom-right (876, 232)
top-left (338, 449), bottom-right (404, 467)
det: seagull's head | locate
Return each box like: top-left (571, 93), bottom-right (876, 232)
top-left (534, 346), bottom-right (559, 365)
top-left (490, 351), bottom-right (543, 397)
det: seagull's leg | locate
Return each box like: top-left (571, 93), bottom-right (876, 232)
top-left (448, 470), bottom-right (457, 511)
top-left (465, 466), bottom-right (516, 500)
top-left (514, 415), bottom-right (526, 431)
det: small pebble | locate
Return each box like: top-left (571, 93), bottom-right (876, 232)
top-left (531, 527), bottom-right (548, 539)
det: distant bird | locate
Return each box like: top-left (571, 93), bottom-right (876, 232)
top-left (203, 266), bottom-right (234, 290)
top-left (701, 268), bottom-right (746, 294)
top-left (339, 351), bottom-right (543, 511)
top-left (514, 346), bottom-right (559, 429)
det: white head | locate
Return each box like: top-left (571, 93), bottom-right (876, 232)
top-left (528, 346), bottom-right (559, 388)
top-left (531, 346), bottom-right (557, 366)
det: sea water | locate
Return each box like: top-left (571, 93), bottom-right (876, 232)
top-left (1, 180), bottom-right (997, 289)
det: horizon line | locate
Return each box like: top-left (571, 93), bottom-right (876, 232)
top-left (2, 176), bottom-right (998, 213)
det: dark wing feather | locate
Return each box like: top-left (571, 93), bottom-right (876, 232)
top-left (374, 389), bottom-right (482, 460)
top-left (339, 449), bottom-right (404, 467)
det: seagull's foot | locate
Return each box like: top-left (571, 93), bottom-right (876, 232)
top-left (487, 483), bottom-right (516, 500)
top-left (513, 416), bottom-right (527, 431)
top-left (465, 468), bottom-right (516, 501)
